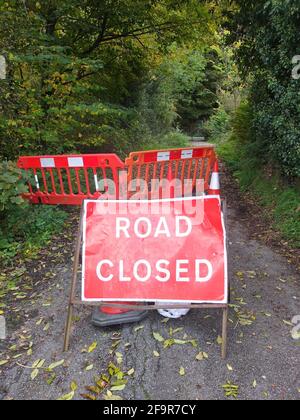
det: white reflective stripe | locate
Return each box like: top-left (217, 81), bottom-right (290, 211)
top-left (157, 151), bottom-right (171, 162)
top-left (210, 172), bottom-right (220, 190)
top-left (34, 175), bottom-right (40, 190)
top-left (68, 157), bottom-right (84, 168)
top-left (94, 174), bottom-right (99, 192)
top-left (40, 158), bottom-right (55, 168)
top-left (181, 149), bottom-right (193, 159)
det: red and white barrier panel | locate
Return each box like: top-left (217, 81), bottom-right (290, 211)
top-left (18, 154), bottom-right (124, 170)
top-left (126, 147), bottom-right (215, 165)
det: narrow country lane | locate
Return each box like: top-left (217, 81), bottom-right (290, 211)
top-left (0, 165), bottom-right (299, 401)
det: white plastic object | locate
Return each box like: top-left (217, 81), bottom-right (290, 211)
top-left (158, 304), bottom-right (190, 319)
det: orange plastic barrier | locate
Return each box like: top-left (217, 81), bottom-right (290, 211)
top-left (125, 146), bottom-right (217, 196)
top-left (17, 146), bottom-right (218, 205)
top-left (17, 154), bottom-right (125, 205)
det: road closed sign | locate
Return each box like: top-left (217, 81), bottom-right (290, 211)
top-left (82, 197), bottom-right (228, 304)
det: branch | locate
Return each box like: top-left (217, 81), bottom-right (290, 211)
top-left (61, 71), bottom-right (96, 86)
top-left (80, 21), bottom-right (180, 56)
top-left (82, 14), bottom-right (109, 56)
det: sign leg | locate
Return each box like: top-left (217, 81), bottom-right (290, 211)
top-left (221, 307), bottom-right (228, 359)
top-left (63, 206), bottom-right (84, 352)
top-left (63, 303), bottom-right (74, 352)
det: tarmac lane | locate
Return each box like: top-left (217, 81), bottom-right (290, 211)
top-left (0, 200), bottom-right (299, 400)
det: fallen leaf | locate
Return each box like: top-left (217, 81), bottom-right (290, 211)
top-left (88, 342), bottom-right (97, 353)
top-left (173, 339), bottom-right (187, 345)
top-left (81, 393), bottom-right (96, 401)
top-left (110, 384), bottom-right (126, 391)
top-left (222, 382), bottom-right (239, 399)
top-left (127, 368), bottom-right (135, 376)
top-left (85, 386), bottom-right (101, 395)
top-left (163, 339), bottom-right (175, 348)
top-left (153, 332), bottom-right (164, 342)
top-left (85, 364), bottom-right (94, 371)
top-left (104, 391), bottom-right (123, 400)
top-left (291, 329), bottom-right (300, 340)
top-left (43, 323), bottom-right (50, 332)
top-left (134, 325), bottom-right (144, 333)
top-left (217, 336), bottom-right (223, 345)
top-left (58, 391), bottom-right (75, 401)
top-left (153, 351), bottom-right (160, 357)
top-left (71, 382), bottom-right (78, 391)
top-left (48, 360), bottom-right (65, 371)
top-left (179, 367), bottom-right (185, 376)
top-left (12, 354), bottom-right (22, 359)
top-left (32, 359), bottom-right (41, 369)
top-left (31, 368), bottom-right (39, 380)
top-left (172, 327), bottom-right (184, 335)
top-left (37, 359), bottom-right (45, 369)
top-left (115, 352), bottom-right (123, 364)
top-left (196, 352), bottom-right (208, 361)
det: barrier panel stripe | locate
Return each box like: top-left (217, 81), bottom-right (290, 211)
top-left (127, 148), bottom-right (207, 165)
top-left (18, 154), bottom-right (124, 169)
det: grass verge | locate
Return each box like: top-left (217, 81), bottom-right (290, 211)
top-left (217, 134), bottom-right (300, 248)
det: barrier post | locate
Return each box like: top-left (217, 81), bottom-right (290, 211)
top-left (63, 205), bottom-right (84, 352)
top-left (222, 307), bottom-right (228, 359)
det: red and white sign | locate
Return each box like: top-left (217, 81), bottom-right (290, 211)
top-left (82, 197), bottom-right (228, 304)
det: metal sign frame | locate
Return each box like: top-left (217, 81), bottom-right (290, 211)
top-left (63, 201), bottom-right (229, 359)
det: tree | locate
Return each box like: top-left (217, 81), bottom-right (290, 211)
top-left (226, 0), bottom-right (300, 177)
top-left (0, 0), bottom-right (213, 158)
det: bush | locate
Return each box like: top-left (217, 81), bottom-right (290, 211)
top-left (0, 161), bottom-right (29, 212)
top-left (0, 205), bottom-right (67, 263)
top-left (0, 160), bottom-right (67, 263)
top-left (203, 107), bottom-right (230, 143)
top-left (213, 105), bottom-right (300, 248)
top-left (227, 0), bottom-right (300, 178)
top-left (139, 130), bottom-right (189, 151)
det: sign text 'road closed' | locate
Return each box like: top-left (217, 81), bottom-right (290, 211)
top-left (82, 197), bottom-right (228, 303)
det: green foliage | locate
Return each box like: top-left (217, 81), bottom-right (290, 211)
top-left (0, 161), bottom-right (28, 212)
top-left (0, 205), bottom-right (67, 264)
top-left (140, 130), bottom-right (189, 151)
top-left (209, 104), bottom-right (300, 247)
top-left (0, 1), bottom-right (223, 263)
top-left (0, 162), bottom-right (66, 264)
top-left (0, 0), bottom-right (213, 159)
top-left (203, 107), bottom-right (230, 141)
top-left (175, 50), bottom-right (223, 132)
top-left (227, 0), bottom-right (300, 177)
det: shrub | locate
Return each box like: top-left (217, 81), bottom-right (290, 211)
top-left (0, 160), bottom-right (67, 264)
top-left (0, 205), bottom-right (67, 264)
top-left (0, 161), bottom-right (28, 213)
top-left (203, 107), bottom-right (230, 143)
top-left (227, 0), bottom-right (300, 178)
top-left (139, 130), bottom-right (189, 151)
